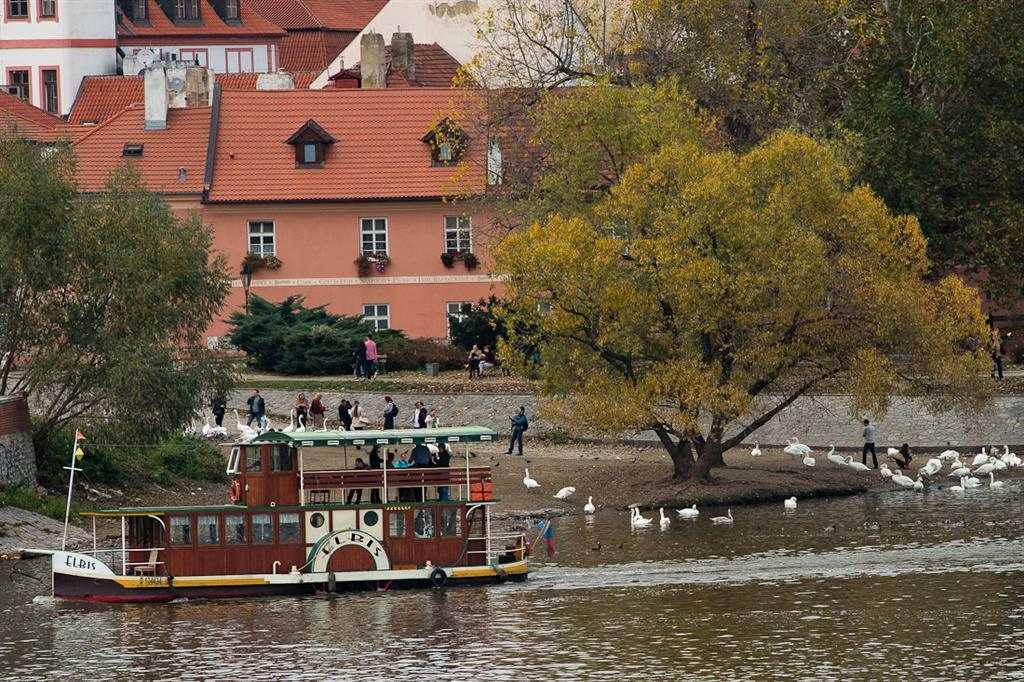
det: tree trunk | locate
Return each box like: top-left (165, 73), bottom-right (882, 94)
top-left (652, 425), bottom-right (695, 480)
top-left (694, 439), bottom-right (724, 482)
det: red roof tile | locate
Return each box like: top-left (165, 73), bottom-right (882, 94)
top-left (0, 91), bottom-right (63, 140)
top-left (118, 0), bottom-right (285, 40)
top-left (208, 88), bottom-right (485, 202)
top-left (248, 0), bottom-right (385, 31)
top-left (330, 43), bottom-right (462, 88)
top-left (69, 72), bottom-right (318, 125)
top-left (277, 29), bottom-right (357, 72)
top-left (72, 106), bottom-right (212, 194)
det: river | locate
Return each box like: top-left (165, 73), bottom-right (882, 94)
top-left (2, 485), bottom-right (1022, 680)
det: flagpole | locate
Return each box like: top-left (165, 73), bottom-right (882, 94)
top-left (61, 434), bottom-right (82, 551)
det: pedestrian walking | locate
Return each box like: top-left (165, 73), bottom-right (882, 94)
top-left (506, 406), bottom-right (529, 456)
top-left (411, 401), bottom-right (428, 428)
top-left (210, 394), bottom-right (226, 428)
top-left (310, 393), bottom-right (326, 429)
top-left (245, 389), bottom-right (265, 427)
top-left (862, 418), bottom-right (878, 469)
top-left (991, 326), bottom-right (1005, 380)
top-left (353, 339), bottom-right (367, 379)
top-left (383, 396), bottom-right (398, 430)
top-left (338, 398), bottom-right (353, 431)
top-left (364, 334), bottom-right (379, 380)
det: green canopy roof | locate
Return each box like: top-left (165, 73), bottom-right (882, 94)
top-left (245, 426), bottom-right (497, 448)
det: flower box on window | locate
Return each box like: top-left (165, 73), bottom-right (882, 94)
top-left (440, 252), bottom-right (456, 268)
top-left (242, 253), bottom-right (282, 272)
top-left (355, 252), bottom-right (390, 277)
top-left (462, 252), bottom-right (479, 270)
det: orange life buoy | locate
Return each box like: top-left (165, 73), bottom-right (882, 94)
top-left (229, 479), bottom-right (242, 503)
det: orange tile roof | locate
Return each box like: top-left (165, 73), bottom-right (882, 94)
top-left (69, 72), bottom-right (318, 125)
top-left (118, 0), bottom-right (285, 40)
top-left (0, 91), bottom-right (63, 140)
top-left (72, 106), bottom-right (212, 194)
top-left (277, 29), bottom-right (357, 72)
top-left (208, 88), bottom-right (485, 202)
top-left (248, 0), bottom-right (386, 31)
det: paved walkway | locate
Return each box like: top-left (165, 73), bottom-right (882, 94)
top-left (229, 388), bottom-right (1024, 449)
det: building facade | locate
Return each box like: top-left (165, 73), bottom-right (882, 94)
top-left (0, 0), bottom-right (117, 115)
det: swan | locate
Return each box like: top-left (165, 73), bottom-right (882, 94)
top-left (750, 441), bottom-right (762, 458)
top-left (282, 413), bottom-right (296, 434)
top-left (202, 417), bottom-right (213, 437)
top-left (294, 413), bottom-right (306, 433)
top-left (676, 504), bottom-right (699, 519)
top-left (554, 486), bottom-right (576, 500)
top-left (523, 468), bottom-right (540, 489)
top-left (583, 496), bottom-right (596, 514)
top-left (879, 464), bottom-right (893, 478)
top-left (886, 447), bottom-right (900, 459)
top-left (963, 476), bottom-right (982, 488)
top-left (891, 473), bottom-right (915, 488)
top-left (992, 458), bottom-right (1007, 471)
top-left (845, 456), bottom-right (870, 472)
top-left (989, 472), bottom-right (1004, 489)
top-left (973, 462), bottom-right (996, 476)
top-left (971, 449), bottom-right (988, 467)
top-left (710, 509), bottom-right (734, 525)
top-left (802, 454), bottom-right (815, 467)
top-left (659, 508), bottom-right (671, 530)
top-left (948, 466), bottom-right (970, 479)
top-left (826, 445), bottom-right (847, 467)
top-left (913, 476), bottom-right (924, 492)
top-left (783, 438), bottom-right (811, 458)
top-left (949, 479), bottom-right (965, 494)
top-left (630, 507), bottom-right (653, 528)
top-left (938, 449), bottom-right (960, 462)
top-left (921, 458), bottom-right (942, 477)
top-left (784, 496), bottom-right (797, 509)
top-left (234, 410), bottom-right (246, 432)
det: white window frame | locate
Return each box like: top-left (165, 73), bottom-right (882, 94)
top-left (443, 215), bottom-right (472, 255)
top-left (362, 303), bottom-right (390, 331)
top-left (247, 220), bottom-right (275, 257)
top-left (360, 217), bottom-right (388, 255)
top-left (179, 48), bottom-right (208, 67)
top-left (487, 138), bottom-right (503, 185)
top-left (447, 301), bottom-right (470, 338)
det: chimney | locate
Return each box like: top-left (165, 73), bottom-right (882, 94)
top-left (360, 32), bottom-right (387, 89)
top-left (143, 63), bottom-right (168, 130)
top-left (256, 71), bottom-right (296, 91)
top-left (390, 32), bottom-right (415, 83)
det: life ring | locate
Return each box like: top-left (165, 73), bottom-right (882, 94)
top-left (429, 567), bottom-right (447, 589)
top-left (229, 479), bottom-right (242, 503)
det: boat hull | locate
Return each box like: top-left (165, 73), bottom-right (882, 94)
top-left (50, 551), bottom-right (527, 604)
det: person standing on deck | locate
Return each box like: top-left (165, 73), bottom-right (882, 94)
top-left (368, 446), bottom-right (383, 503)
top-left (506, 406), bottom-right (529, 456)
top-left (246, 389), bottom-right (265, 427)
top-left (363, 334), bottom-right (379, 380)
top-left (383, 396), bottom-right (398, 430)
top-left (434, 443), bottom-right (452, 501)
top-left (862, 418), bottom-right (878, 469)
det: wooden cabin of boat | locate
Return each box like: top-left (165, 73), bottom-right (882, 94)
top-left (51, 427), bottom-right (528, 603)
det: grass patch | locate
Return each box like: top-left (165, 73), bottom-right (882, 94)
top-left (0, 485), bottom-right (79, 522)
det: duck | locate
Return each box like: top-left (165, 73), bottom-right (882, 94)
top-left (879, 464), bottom-right (893, 478)
top-left (523, 468), bottom-right (540, 489)
top-left (845, 456), bottom-right (870, 472)
top-left (630, 507), bottom-right (653, 528)
top-left (554, 486), bottom-right (576, 500)
top-left (971, 448), bottom-right (989, 467)
top-left (989, 472), bottom-right (1004, 489)
top-left (826, 445), bottom-right (847, 467)
top-left (583, 496), bottom-right (596, 514)
top-left (784, 496), bottom-right (797, 510)
top-left (891, 473), bottom-right (915, 488)
top-left (750, 441), bottom-right (762, 458)
top-left (710, 509), bottom-right (734, 525)
top-left (659, 508), bottom-right (671, 530)
top-left (783, 438), bottom-right (811, 458)
top-left (676, 504), bottom-right (699, 519)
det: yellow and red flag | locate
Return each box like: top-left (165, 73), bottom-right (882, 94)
top-left (74, 430), bottom-right (85, 461)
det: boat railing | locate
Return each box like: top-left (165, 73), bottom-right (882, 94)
top-left (301, 466), bottom-right (492, 504)
top-left (466, 532), bottom-right (528, 565)
top-left (74, 546), bottom-right (166, 576)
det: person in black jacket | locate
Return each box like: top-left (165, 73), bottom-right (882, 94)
top-left (210, 394), bottom-right (226, 427)
top-left (338, 399), bottom-right (353, 430)
top-left (368, 446), bottom-right (383, 503)
top-left (411, 401), bottom-right (428, 428)
top-left (245, 389), bottom-right (265, 427)
top-left (383, 396), bottom-right (398, 430)
top-left (434, 443), bottom-right (452, 501)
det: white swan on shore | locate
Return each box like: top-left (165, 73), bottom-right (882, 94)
top-left (938, 449), bottom-right (960, 462)
top-left (913, 476), bottom-right (924, 492)
top-left (583, 496), bottom-right (596, 514)
top-left (282, 413), bottom-right (296, 433)
top-left (554, 486), bottom-right (576, 500)
top-left (802, 454), bottom-right (816, 467)
top-left (971, 449), bottom-right (989, 467)
top-left (294, 413), bottom-right (306, 433)
top-left (891, 473), bottom-right (915, 488)
top-left (710, 509), bottom-right (734, 525)
top-left (845, 456), bottom-right (870, 472)
top-left (989, 472), bottom-right (1004, 489)
top-left (784, 439), bottom-right (811, 458)
top-left (827, 446), bottom-right (847, 467)
top-left (921, 458), bottom-right (942, 477)
top-left (676, 504), bottom-right (699, 519)
top-left (750, 441), bottom-right (762, 458)
top-left (949, 466), bottom-right (970, 479)
top-left (973, 462), bottom-right (996, 476)
top-left (879, 464), bottom-right (893, 478)
top-left (784, 496), bottom-right (797, 510)
top-left (523, 468), bottom-right (540, 489)
top-left (659, 508), bottom-right (671, 530)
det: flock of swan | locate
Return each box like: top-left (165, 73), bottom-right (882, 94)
top-left (524, 439), bottom-right (1020, 532)
top-left (194, 410), bottom-right (320, 442)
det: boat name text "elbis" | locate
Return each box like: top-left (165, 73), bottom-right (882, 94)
top-left (66, 555), bottom-right (97, 571)
top-left (320, 530), bottom-right (382, 557)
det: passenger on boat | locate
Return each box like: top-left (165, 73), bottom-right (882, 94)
top-left (294, 393), bottom-right (309, 425)
top-left (338, 399), bottom-right (353, 430)
top-left (434, 443), bottom-right (452, 501)
top-left (383, 396), bottom-right (398, 430)
top-left (369, 446), bottom-right (383, 503)
top-left (346, 457), bottom-right (368, 504)
top-left (310, 394), bottom-right (326, 429)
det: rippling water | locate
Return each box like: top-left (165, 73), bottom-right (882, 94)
top-left (2, 485), bottom-right (1022, 680)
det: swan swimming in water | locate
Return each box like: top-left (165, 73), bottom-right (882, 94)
top-left (630, 507), bottom-right (653, 528)
top-left (583, 496), bottom-right (596, 514)
top-left (676, 504), bottom-right (699, 519)
top-left (783, 496), bottom-right (797, 509)
top-left (659, 508), bottom-right (671, 530)
top-left (710, 509), bottom-right (734, 525)
top-left (989, 472), bottom-right (1004, 489)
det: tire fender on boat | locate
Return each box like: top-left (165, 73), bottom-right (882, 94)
top-left (429, 567), bottom-right (447, 589)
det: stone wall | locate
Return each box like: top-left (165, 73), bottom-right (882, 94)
top-left (0, 395), bottom-right (36, 485)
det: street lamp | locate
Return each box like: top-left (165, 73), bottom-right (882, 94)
top-left (239, 263), bottom-right (253, 315)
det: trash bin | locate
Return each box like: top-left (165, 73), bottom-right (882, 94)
top-left (425, 362), bottom-right (440, 376)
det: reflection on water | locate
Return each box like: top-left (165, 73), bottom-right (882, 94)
top-left (2, 486), bottom-right (1022, 680)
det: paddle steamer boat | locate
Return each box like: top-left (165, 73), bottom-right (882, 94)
top-left (45, 426), bottom-right (528, 603)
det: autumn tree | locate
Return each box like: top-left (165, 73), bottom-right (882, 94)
top-left (496, 124), bottom-right (990, 481)
top-left (0, 136), bottom-right (235, 445)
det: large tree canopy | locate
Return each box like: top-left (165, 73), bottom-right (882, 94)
top-left (496, 124), bottom-right (990, 480)
top-left (0, 137), bottom-right (234, 442)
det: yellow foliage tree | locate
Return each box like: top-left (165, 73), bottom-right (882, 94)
top-left (496, 130), bottom-right (991, 481)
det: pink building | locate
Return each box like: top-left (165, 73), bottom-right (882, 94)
top-left (70, 60), bottom-right (501, 345)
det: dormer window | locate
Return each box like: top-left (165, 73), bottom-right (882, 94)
top-left (285, 120), bottom-right (336, 168)
top-left (421, 118), bottom-right (466, 167)
top-left (122, 143), bottom-right (144, 157)
top-left (174, 0), bottom-right (199, 21)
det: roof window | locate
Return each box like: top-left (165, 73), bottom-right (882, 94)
top-left (285, 120), bottom-right (336, 168)
top-left (122, 143), bottom-right (144, 157)
top-left (421, 118), bottom-right (466, 167)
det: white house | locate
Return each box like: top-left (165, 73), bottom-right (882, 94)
top-left (0, 0), bottom-right (117, 115)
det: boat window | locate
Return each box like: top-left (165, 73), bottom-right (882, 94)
top-left (414, 508), bottom-right (434, 539)
top-left (252, 513), bottom-right (273, 544)
top-left (309, 512), bottom-right (325, 528)
top-left (279, 513), bottom-right (301, 543)
top-left (388, 511), bottom-right (407, 537)
top-left (197, 515), bottom-right (220, 545)
top-left (225, 514), bottom-right (246, 544)
top-left (439, 508), bottom-right (460, 537)
top-left (246, 447), bottom-right (263, 472)
top-left (227, 447), bottom-right (241, 474)
top-left (270, 445), bottom-right (293, 471)
top-left (169, 516), bottom-right (192, 545)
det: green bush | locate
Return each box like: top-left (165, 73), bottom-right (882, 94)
top-left (0, 485), bottom-right (78, 522)
top-left (384, 337), bottom-right (465, 371)
top-left (228, 295), bottom-right (405, 374)
top-left (448, 296), bottom-right (505, 351)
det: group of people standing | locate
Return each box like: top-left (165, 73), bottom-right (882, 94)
top-left (353, 334), bottom-right (380, 380)
top-left (240, 388), bottom-right (441, 433)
